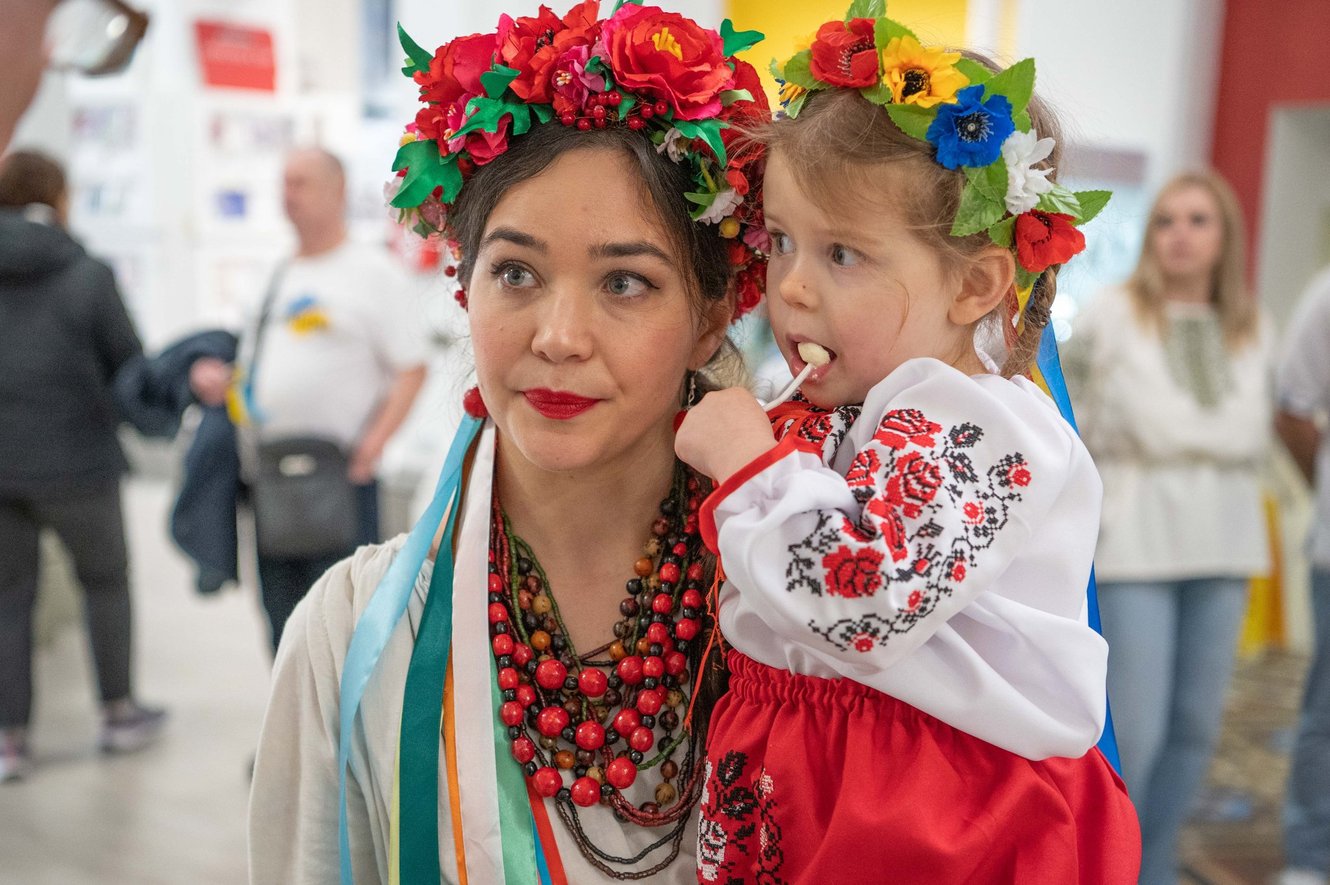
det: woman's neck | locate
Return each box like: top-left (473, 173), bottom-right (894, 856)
top-left (1163, 272), bottom-right (1213, 305)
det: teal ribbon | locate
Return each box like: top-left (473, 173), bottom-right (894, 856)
top-left (1035, 324), bottom-right (1122, 775)
top-left (490, 657), bottom-right (542, 884)
top-left (337, 415), bottom-right (482, 885)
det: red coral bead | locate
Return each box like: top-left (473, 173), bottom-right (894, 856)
top-left (532, 766), bottom-right (561, 797)
top-left (515, 685), bottom-right (537, 707)
top-left (570, 776), bottom-right (601, 807)
top-left (628, 727), bottom-right (654, 752)
top-left (535, 659), bottom-right (568, 691)
top-left (616, 656), bottom-right (645, 685)
top-left (658, 562), bottom-right (680, 584)
top-left (642, 656), bottom-right (665, 680)
top-left (492, 634), bottom-right (515, 656)
top-left (512, 643), bottom-right (534, 666)
top-left (613, 708), bottom-right (641, 735)
top-left (488, 603), bottom-right (509, 624)
top-left (674, 618), bottom-right (700, 641)
top-left (605, 756), bottom-right (637, 789)
top-left (498, 667), bottom-right (519, 690)
top-left (488, 574), bottom-right (503, 593)
top-left (645, 622), bottom-right (670, 645)
top-left (686, 563), bottom-right (704, 582)
top-left (575, 721), bottom-right (606, 751)
top-left (636, 688), bottom-right (663, 715)
top-left (664, 651), bottom-right (687, 676)
top-left (463, 386), bottom-right (488, 418)
top-left (511, 736), bottom-right (536, 764)
top-left (672, 543), bottom-right (687, 557)
top-left (651, 594), bottom-right (673, 614)
top-left (536, 706), bottom-right (570, 737)
top-left (682, 589), bottom-right (704, 609)
top-left (500, 701), bottom-right (525, 727)
top-left (578, 668), bottom-right (608, 698)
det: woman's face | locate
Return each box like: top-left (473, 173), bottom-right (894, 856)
top-left (468, 146), bottom-right (725, 474)
top-left (1150, 184), bottom-right (1225, 283)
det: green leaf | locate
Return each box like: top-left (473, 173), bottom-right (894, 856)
top-left (397, 24), bottom-right (433, 77)
top-left (390, 140), bottom-right (462, 208)
top-left (845, 0), bottom-right (885, 22)
top-left (884, 103), bottom-right (934, 140)
top-left (1036, 184), bottom-right (1082, 217)
top-left (684, 191), bottom-right (715, 207)
top-left (720, 88), bottom-right (754, 107)
top-left (1015, 265), bottom-right (1040, 291)
top-left (531, 103), bottom-right (554, 124)
top-left (674, 118), bottom-right (728, 166)
top-left (618, 93), bottom-right (637, 118)
top-left (509, 104), bottom-right (533, 137)
top-left (1074, 190), bottom-right (1112, 224)
top-left (983, 57), bottom-right (1035, 116)
top-left (966, 161), bottom-right (1009, 204)
top-left (586, 55), bottom-right (606, 75)
top-left (452, 96), bottom-right (517, 139)
top-left (720, 20), bottom-right (763, 56)
top-left (769, 58), bottom-right (784, 80)
top-left (860, 83), bottom-right (893, 106)
top-left (781, 50), bottom-right (818, 89)
top-left (785, 91), bottom-right (809, 117)
top-left (480, 64), bottom-right (520, 100)
top-left (1013, 110), bottom-right (1032, 133)
top-left (954, 57), bottom-right (993, 87)
top-left (988, 215), bottom-right (1016, 248)
top-left (951, 181), bottom-right (1007, 237)
top-left (874, 16), bottom-right (916, 51)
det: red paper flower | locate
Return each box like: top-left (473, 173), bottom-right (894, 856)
top-left (718, 58), bottom-right (770, 162)
top-left (1015, 211), bottom-right (1085, 273)
top-left (886, 451), bottom-right (942, 518)
top-left (443, 98), bottom-right (512, 165)
top-left (734, 263), bottom-right (763, 318)
top-left (599, 4), bottom-right (734, 121)
top-left (497, 0), bottom-right (599, 104)
top-left (416, 32), bottom-right (496, 113)
top-left (809, 18), bottom-right (878, 88)
top-left (822, 545), bottom-right (885, 598)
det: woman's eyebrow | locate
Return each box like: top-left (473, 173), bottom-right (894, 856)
top-left (589, 241), bottom-right (673, 264)
top-left (482, 227), bottom-right (547, 252)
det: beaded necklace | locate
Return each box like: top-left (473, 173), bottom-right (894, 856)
top-left (486, 465), bottom-right (714, 878)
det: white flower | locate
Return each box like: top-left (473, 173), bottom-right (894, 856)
top-left (657, 127), bottom-right (688, 162)
top-left (1001, 130), bottom-right (1056, 215)
top-left (695, 188), bottom-right (743, 225)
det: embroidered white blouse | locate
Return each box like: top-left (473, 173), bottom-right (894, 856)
top-left (702, 358), bottom-right (1109, 761)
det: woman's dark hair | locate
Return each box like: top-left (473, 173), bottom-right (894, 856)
top-left (0, 150), bottom-right (66, 210)
top-left (450, 122), bottom-right (734, 320)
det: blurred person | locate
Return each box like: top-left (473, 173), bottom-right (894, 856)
top-left (1273, 264), bottom-right (1330, 885)
top-left (211, 148), bottom-right (428, 654)
top-left (1064, 170), bottom-right (1273, 884)
top-left (0, 149), bottom-right (165, 781)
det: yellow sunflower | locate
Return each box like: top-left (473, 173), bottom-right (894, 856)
top-left (881, 36), bottom-right (968, 108)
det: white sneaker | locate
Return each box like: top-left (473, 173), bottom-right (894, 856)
top-left (0, 728), bottom-right (29, 783)
top-left (1276, 869), bottom-right (1328, 885)
top-left (99, 701), bottom-right (167, 753)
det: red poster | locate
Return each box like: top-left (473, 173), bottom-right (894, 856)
top-left (194, 21), bottom-right (276, 92)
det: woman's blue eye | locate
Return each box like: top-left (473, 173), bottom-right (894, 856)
top-left (771, 232), bottom-right (793, 255)
top-left (606, 272), bottom-right (650, 298)
top-left (831, 244), bottom-right (858, 267)
top-left (496, 263), bottom-right (536, 288)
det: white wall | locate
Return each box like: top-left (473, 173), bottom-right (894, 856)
top-left (1257, 106), bottom-right (1330, 326)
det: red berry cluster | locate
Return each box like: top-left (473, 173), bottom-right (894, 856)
top-left (557, 90), bottom-right (672, 133)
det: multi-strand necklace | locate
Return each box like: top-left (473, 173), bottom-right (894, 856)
top-left (486, 465), bottom-right (713, 878)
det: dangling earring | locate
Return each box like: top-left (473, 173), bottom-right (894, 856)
top-left (683, 370), bottom-right (699, 408)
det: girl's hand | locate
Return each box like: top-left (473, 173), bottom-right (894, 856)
top-left (674, 388), bottom-right (777, 483)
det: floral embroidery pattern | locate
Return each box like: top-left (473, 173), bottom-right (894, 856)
top-left (698, 751), bottom-right (787, 885)
top-left (781, 407), bottom-right (1033, 653)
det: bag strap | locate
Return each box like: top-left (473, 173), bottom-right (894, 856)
top-left (247, 261), bottom-right (289, 385)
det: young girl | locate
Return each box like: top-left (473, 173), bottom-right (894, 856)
top-left (674, 5), bottom-right (1141, 882)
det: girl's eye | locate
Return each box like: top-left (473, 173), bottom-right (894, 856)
top-left (770, 232), bottom-right (793, 255)
top-left (831, 244), bottom-right (859, 267)
top-left (495, 263), bottom-right (536, 289)
top-left (605, 272), bottom-right (651, 298)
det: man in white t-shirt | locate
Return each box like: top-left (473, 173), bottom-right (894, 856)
top-left (196, 148), bottom-right (428, 653)
top-left (1275, 265), bottom-right (1330, 885)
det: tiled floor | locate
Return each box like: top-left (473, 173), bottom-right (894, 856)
top-left (0, 476), bottom-right (1317, 884)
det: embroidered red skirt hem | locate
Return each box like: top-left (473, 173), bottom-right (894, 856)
top-left (697, 650), bottom-right (1141, 884)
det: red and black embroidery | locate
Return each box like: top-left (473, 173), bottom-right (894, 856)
top-left (780, 406), bottom-right (1033, 654)
top-left (697, 751), bottom-right (788, 885)
top-left (772, 395), bottom-right (859, 458)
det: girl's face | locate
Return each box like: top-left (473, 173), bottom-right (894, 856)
top-left (763, 152), bottom-right (973, 408)
top-left (1150, 184), bottom-right (1225, 283)
top-left (468, 146), bottom-right (725, 474)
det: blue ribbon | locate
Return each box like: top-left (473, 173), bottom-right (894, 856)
top-left (338, 415), bottom-right (483, 885)
top-left (1035, 324), bottom-right (1123, 775)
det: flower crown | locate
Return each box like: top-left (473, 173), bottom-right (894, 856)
top-left (388, 0), bottom-right (771, 318)
top-left (772, 0), bottom-right (1109, 290)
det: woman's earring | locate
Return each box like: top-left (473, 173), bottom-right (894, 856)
top-left (684, 371), bottom-right (699, 407)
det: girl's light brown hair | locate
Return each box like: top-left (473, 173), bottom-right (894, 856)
top-left (1126, 170), bottom-right (1256, 349)
top-left (761, 52), bottom-right (1064, 377)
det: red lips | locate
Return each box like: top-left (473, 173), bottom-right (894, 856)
top-left (523, 388), bottom-right (601, 420)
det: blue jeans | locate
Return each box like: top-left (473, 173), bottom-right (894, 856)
top-left (1098, 577), bottom-right (1249, 885)
top-left (1284, 569), bottom-right (1330, 872)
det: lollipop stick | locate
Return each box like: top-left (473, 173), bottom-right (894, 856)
top-left (762, 363), bottom-right (813, 412)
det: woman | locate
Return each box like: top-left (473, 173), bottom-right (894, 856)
top-left (248, 4), bottom-right (769, 882)
top-left (1065, 170), bottom-right (1272, 885)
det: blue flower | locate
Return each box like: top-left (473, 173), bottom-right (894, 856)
top-left (925, 85), bottom-right (1015, 170)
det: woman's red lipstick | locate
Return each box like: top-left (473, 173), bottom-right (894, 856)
top-left (523, 389), bottom-right (601, 419)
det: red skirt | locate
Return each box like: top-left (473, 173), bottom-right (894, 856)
top-left (698, 651), bottom-right (1140, 884)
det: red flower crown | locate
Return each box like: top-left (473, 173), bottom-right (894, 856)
top-left (388, 0), bottom-right (771, 319)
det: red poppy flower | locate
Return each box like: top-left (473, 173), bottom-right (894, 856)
top-left (1015, 211), bottom-right (1085, 273)
top-left (822, 545), bottom-right (885, 598)
top-left (809, 18), bottom-right (878, 88)
top-left (416, 32), bottom-right (496, 112)
top-left (497, 0), bottom-right (599, 104)
top-left (599, 4), bottom-right (733, 121)
top-left (718, 58), bottom-right (770, 162)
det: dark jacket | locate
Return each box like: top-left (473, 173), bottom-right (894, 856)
top-left (114, 331), bottom-right (241, 595)
top-left (0, 209), bottom-right (143, 499)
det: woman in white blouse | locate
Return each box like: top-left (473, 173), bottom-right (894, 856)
top-left (1066, 170), bottom-right (1272, 885)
